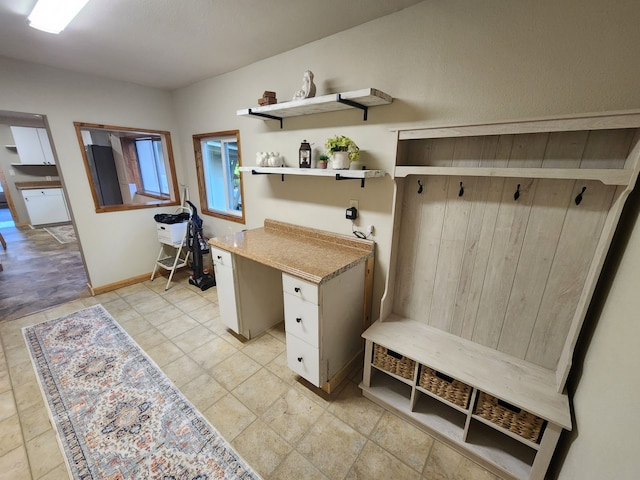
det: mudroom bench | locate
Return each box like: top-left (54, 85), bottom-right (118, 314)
top-left (360, 110), bottom-right (640, 479)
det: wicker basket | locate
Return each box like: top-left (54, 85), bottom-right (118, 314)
top-left (373, 344), bottom-right (416, 380)
top-left (418, 366), bottom-right (472, 409)
top-left (474, 392), bottom-right (546, 443)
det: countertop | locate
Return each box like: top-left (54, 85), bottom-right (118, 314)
top-left (208, 219), bottom-right (374, 284)
top-left (14, 181), bottom-right (62, 190)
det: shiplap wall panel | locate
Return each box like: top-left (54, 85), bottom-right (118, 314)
top-left (471, 134), bottom-right (548, 348)
top-left (525, 130), bottom-right (633, 367)
top-left (392, 174), bottom-right (423, 316)
top-left (458, 136), bottom-right (513, 340)
top-left (394, 127), bottom-right (636, 369)
top-left (498, 131), bottom-right (587, 358)
top-left (430, 137), bottom-right (482, 331)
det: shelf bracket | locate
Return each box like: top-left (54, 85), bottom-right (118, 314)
top-left (336, 174), bottom-right (366, 188)
top-left (247, 109), bottom-right (283, 129)
top-left (336, 94), bottom-right (368, 121)
top-left (251, 169), bottom-right (285, 181)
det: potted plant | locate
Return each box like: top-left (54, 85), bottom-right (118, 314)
top-left (317, 153), bottom-right (329, 169)
top-left (325, 135), bottom-right (359, 169)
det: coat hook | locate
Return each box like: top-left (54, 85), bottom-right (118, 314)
top-left (417, 180), bottom-right (423, 194)
top-left (514, 184), bottom-right (521, 201)
top-left (458, 181), bottom-right (464, 197)
top-left (575, 186), bottom-right (587, 205)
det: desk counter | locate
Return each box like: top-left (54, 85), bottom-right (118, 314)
top-left (208, 219), bottom-right (374, 285)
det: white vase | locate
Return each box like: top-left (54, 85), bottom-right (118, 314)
top-left (330, 151), bottom-right (350, 170)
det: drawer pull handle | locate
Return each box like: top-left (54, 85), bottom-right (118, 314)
top-left (294, 287), bottom-right (301, 293)
top-left (297, 357), bottom-right (303, 362)
top-left (217, 255), bottom-right (222, 260)
top-left (296, 317), bottom-right (302, 323)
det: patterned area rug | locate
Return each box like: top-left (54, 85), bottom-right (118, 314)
top-left (23, 305), bottom-right (261, 479)
top-left (44, 224), bottom-right (76, 244)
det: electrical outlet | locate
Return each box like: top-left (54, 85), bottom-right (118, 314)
top-left (8, 168), bottom-right (15, 176)
top-left (349, 199), bottom-right (358, 210)
top-left (367, 225), bottom-right (374, 235)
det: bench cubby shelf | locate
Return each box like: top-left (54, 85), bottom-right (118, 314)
top-left (361, 111), bottom-right (640, 480)
top-left (237, 88), bottom-right (392, 128)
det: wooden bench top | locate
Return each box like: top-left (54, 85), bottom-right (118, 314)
top-left (363, 315), bottom-right (571, 429)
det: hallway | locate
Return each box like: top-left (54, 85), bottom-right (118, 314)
top-left (0, 208), bottom-right (90, 321)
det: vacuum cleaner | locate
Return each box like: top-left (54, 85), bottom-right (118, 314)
top-left (186, 200), bottom-right (216, 291)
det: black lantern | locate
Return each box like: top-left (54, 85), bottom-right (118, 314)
top-left (299, 140), bottom-right (311, 168)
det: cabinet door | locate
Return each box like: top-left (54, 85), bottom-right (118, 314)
top-left (211, 248), bottom-right (240, 333)
top-left (11, 126), bottom-right (45, 164)
top-left (37, 128), bottom-right (55, 164)
top-left (22, 189), bottom-right (69, 225)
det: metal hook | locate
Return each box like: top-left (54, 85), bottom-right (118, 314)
top-left (575, 186), bottom-right (587, 205)
top-left (514, 184), bottom-right (521, 201)
top-left (458, 181), bottom-right (464, 197)
top-left (417, 180), bottom-right (423, 194)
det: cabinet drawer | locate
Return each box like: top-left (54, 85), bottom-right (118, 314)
top-left (211, 247), bottom-right (233, 267)
top-left (282, 273), bottom-right (318, 304)
top-left (284, 293), bottom-right (319, 346)
top-left (286, 333), bottom-right (321, 387)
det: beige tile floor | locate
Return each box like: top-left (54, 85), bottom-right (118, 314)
top-left (0, 275), bottom-right (500, 480)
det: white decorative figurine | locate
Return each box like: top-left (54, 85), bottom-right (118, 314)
top-left (292, 70), bottom-right (316, 101)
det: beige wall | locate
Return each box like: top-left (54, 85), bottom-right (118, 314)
top-left (0, 56), bottom-right (182, 287)
top-left (0, 0), bottom-right (639, 477)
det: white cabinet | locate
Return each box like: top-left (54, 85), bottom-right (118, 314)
top-left (10, 126), bottom-right (55, 164)
top-left (21, 188), bottom-right (70, 225)
top-left (283, 265), bottom-right (365, 388)
top-left (211, 246), bottom-right (284, 340)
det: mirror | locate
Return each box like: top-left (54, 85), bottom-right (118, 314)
top-left (74, 122), bottom-right (180, 212)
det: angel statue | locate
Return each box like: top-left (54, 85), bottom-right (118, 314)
top-left (292, 70), bottom-right (316, 101)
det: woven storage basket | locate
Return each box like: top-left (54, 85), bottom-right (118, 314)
top-left (474, 392), bottom-right (546, 443)
top-left (418, 366), bottom-right (472, 409)
top-left (373, 344), bottom-right (416, 380)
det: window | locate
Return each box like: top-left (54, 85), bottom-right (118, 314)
top-left (136, 138), bottom-right (169, 196)
top-left (193, 130), bottom-right (245, 224)
top-left (74, 122), bottom-right (180, 212)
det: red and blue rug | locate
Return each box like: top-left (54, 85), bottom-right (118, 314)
top-left (23, 304), bottom-right (261, 479)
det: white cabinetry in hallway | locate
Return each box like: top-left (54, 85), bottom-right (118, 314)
top-left (10, 126), bottom-right (55, 164)
top-left (20, 188), bottom-right (70, 226)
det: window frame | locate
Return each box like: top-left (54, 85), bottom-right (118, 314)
top-left (193, 129), bottom-right (245, 224)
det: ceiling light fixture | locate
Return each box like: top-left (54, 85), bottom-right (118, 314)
top-left (27, 0), bottom-right (90, 34)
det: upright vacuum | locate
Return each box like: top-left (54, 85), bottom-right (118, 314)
top-left (186, 200), bottom-right (216, 291)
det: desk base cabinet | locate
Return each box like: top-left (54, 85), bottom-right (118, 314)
top-left (283, 264), bottom-right (365, 389)
top-left (212, 247), bottom-right (284, 339)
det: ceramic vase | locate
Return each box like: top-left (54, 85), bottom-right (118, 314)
top-left (330, 151), bottom-right (350, 170)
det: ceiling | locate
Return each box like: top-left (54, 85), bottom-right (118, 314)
top-left (0, 0), bottom-right (423, 90)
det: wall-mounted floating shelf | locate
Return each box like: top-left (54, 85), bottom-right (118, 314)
top-left (238, 166), bottom-right (386, 188)
top-left (237, 88), bottom-right (393, 128)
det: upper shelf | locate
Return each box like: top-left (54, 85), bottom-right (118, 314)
top-left (237, 88), bottom-right (393, 128)
top-left (394, 166), bottom-right (634, 185)
top-left (239, 166), bottom-right (386, 188)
